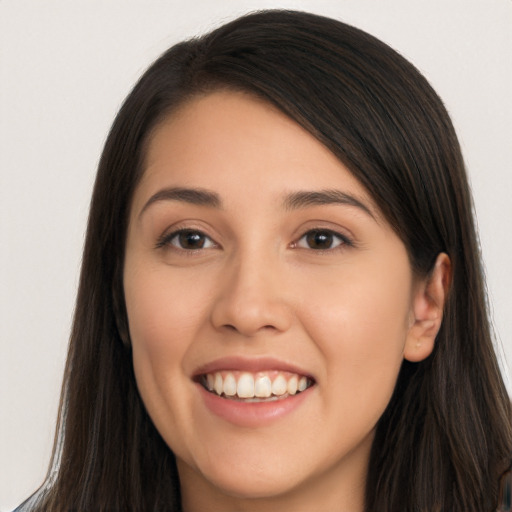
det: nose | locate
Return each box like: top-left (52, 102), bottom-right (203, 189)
top-left (210, 251), bottom-right (292, 337)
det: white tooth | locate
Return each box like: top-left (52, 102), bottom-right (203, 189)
top-left (206, 374), bottom-right (214, 391)
top-left (254, 375), bottom-right (272, 398)
top-left (298, 376), bottom-right (308, 392)
top-left (223, 372), bottom-right (237, 396)
top-left (237, 373), bottom-right (255, 398)
top-left (272, 375), bottom-right (288, 396)
top-left (214, 373), bottom-right (223, 395)
top-left (287, 375), bottom-right (298, 395)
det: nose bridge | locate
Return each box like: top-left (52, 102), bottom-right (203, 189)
top-left (210, 242), bottom-right (291, 336)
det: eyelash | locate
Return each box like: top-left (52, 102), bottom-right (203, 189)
top-left (156, 227), bottom-right (353, 253)
top-left (155, 229), bottom-right (218, 251)
top-left (293, 229), bottom-right (353, 251)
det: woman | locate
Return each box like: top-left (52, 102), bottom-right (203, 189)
top-left (17, 9), bottom-right (511, 512)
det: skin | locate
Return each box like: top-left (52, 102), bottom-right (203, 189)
top-left (123, 90), bottom-right (450, 512)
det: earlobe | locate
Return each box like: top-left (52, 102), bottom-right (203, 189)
top-left (404, 253), bottom-right (452, 363)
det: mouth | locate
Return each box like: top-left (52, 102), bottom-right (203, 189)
top-left (196, 370), bottom-right (315, 402)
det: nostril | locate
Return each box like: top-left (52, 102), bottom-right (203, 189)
top-left (221, 323), bottom-right (277, 334)
top-left (211, 292), bottom-right (292, 335)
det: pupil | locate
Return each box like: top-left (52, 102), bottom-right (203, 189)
top-left (307, 231), bottom-right (332, 249)
top-left (180, 231), bottom-right (204, 249)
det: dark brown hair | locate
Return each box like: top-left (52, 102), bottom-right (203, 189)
top-left (22, 9), bottom-right (511, 512)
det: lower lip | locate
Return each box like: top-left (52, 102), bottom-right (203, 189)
top-left (197, 383), bottom-right (312, 427)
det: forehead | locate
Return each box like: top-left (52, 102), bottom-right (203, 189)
top-left (134, 90), bottom-right (380, 217)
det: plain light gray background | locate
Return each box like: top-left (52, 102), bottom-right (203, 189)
top-left (1, 1), bottom-right (511, 510)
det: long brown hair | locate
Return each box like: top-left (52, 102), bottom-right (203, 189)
top-left (22, 10), bottom-right (511, 511)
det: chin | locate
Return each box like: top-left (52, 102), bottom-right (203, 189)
top-left (207, 470), bottom-right (301, 500)
top-left (181, 452), bottom-right (308, 501)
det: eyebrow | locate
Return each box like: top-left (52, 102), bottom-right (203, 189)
top-left (139, 187), bottom-right (222, 218)
top-left (283, 189), bottom-right (375, 218)
top-left (139, 186), bottom-right (374, 220)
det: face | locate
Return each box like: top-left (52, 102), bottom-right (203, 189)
top-left (124, 91), bottom-right (426, 508)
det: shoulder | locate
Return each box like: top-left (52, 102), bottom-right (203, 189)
top-left (10, 493), bottom-right (40, 512)
top-left (499, 470), bottom-right (511, 511)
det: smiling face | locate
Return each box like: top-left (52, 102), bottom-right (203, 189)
top-left (123, 90), bottom-right (435, 511)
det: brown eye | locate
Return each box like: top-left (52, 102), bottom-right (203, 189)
top-left (166, 230), bottom-right (216, 250)
top-left (297, 230), bottom-right (349, 250)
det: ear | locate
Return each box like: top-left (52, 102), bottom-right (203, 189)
top-left (404, 253), bottom-right (451, 362)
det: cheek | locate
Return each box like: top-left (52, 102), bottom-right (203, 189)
top-left (124, 267), bottom-right (218, 459)
top-left (298, 253), bottom-right (412, 416)
top-left (304, 268), bottom-right (410, 349)
top-left (125, 265), bottom-right (212, 356)
top-left (124, 262), bottom-right (224, 400)
top-left (124, 268), bottom-right (200, 406)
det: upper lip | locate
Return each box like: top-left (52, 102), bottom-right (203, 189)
top-left (192, 356), bottom-right (315, 380)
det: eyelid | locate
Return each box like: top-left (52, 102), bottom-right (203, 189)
top-left (292, 228), bottom-right (354, 251)
top-left (155, 227), bottom-right (219, 251)
top-left (155, 223), bottom-right (354, 253)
